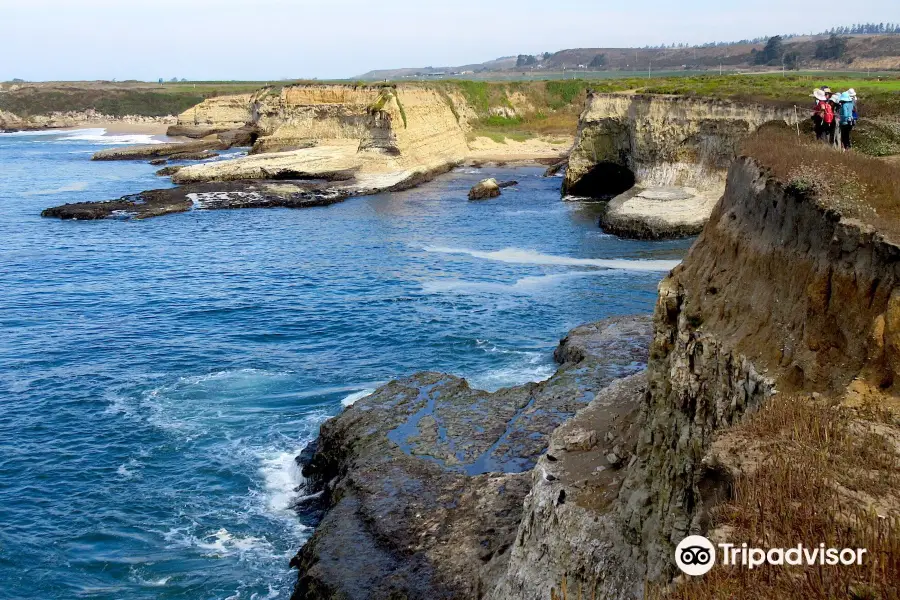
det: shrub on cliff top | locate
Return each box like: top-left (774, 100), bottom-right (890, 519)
top-left (742, 127), bottom-right (900, 241)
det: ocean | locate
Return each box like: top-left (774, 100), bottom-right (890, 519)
top-left (0, 128), bottom-right (690, 599)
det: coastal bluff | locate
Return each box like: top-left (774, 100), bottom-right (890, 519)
top-left (291, 155), bottom-right (900, 599)
top-left (564, 93), bottom-right (796, 238)
top-left (168, 84), bottom-right (470, 186)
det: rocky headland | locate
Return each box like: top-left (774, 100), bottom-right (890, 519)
top-left (43, 84), bottom-right (489, 219)
top-left (564, 93), bottom-right (796, 238)
top-left (289, 149), bottom-right (900, 599)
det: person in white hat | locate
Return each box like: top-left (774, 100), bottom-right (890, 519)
top-left (811, 88), bottom-right (828, 140)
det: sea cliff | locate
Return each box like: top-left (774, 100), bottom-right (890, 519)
top-left (563, 93), bottom-right (796, 239)
top-left (292, 152), bottom-right (900, 599)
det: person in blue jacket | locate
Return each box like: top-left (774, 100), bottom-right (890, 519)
top-left (838, 92), bottom-right (855, 150)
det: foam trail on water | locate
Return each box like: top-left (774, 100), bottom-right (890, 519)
top-left (0, 128), bottom-right (98, 137)
top-left (21, 181), bottom-right (89, 196)
top-left (59, 128), bottom-right (163, 145)
top-left (422, 271), bottom-right (608, 295)
top-left (423, 246), bottom-right (680, 271)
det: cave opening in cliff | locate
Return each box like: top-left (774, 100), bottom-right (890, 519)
top-left (569, 162), bottom-right (635, 199)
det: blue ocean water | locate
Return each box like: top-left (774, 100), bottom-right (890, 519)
top-left (0, 129), bottom-right (691, 599)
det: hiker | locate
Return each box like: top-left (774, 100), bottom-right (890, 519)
top-left (848, 88), bottom-right (859, 123)
top-left (811, 88), bottom-right (828, 140)
top-left (821, 87), bottom-right (837, 145)
top-left (838, 91), bottom-right (855, 150)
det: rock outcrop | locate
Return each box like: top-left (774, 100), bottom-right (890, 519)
top-left (166, 91), bottom-right (261, 138)
top-left (91, 139), bottom-right (226, 161)
top-left (563, 93), bottom-right (795, 238)
top-left (468, 178), bottom-right (501, 200)
top-left (40, 181), bottom-right (349, 220)
top-left (291, 316), bottom-right (654, 600)
top-left (165, 84), bottom-right (469, 192)
top-left (599, 185), bottom-right (720, 239)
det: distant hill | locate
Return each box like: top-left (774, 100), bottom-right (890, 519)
top-left (356, 33), bottom-right (900, 80)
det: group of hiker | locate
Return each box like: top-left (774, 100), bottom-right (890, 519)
top-left (810, 86), bottom-right (858, 150)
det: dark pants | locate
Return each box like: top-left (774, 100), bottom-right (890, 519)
top-left (812, 116), bottom-right (824, 140)
top-left (826, 121), bottom-right (837, 145)
top-left (840, 124), bottom-right (853, 149)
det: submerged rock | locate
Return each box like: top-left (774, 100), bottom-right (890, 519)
top-left (291, 315), bottom-right (652, 600)
top-left (543, 158), bottom-right (567, 177)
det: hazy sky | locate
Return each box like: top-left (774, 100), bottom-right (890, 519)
top-left (1, 0), bottom-right (897, 81)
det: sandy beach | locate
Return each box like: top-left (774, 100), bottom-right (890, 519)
top-left (465, 134), bottom-right (572, 165)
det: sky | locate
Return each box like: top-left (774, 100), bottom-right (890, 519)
top-left (1, 0), bottom-right (897, 81)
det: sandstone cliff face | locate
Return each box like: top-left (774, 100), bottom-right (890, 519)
top-left (168, 91), bottom-right (259, 137)
top-left (172, 84), bottom-right (469, 185)
top-left (253, 85), bottom-right (469, 166)
top-left (563, 94), bottom-right (795, 197)
top-left (492, 156), bottom-right (900, 598)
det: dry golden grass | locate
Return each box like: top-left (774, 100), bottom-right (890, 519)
top-left (742, 127), bottom-right (900, 241)
top-left (648, 395), bottom-right (900, 600)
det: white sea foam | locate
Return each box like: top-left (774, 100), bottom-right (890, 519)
top-left (258, 449), bottom-right (309, 514)
top-left (21, 181), bottom-right (89, 196)
top-left (128, 567), bottom-right (171, 588)
top-left (423, 246), bottom-right (680, 271)
top-left (422, 271), bottom-right (606, 295)
top-left (0, 127), bottom-right (96, 137)
top-left (467, 354), bottom-right (556, 392)
top-left (195, 528), bottom-right (272, 557)
top-left (340, 388), bottom-right (376, 407)
top-left (59, 128), bottom-right (163, 145)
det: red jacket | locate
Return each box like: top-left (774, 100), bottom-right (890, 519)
top-left (822, 100), bottom-right (834, 124)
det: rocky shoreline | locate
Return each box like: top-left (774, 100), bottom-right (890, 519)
top-left (0, 109), bottom-right (176, 132)
top-left (284, 155), bottom-right (900, 599)
top-left (291, 315), bottom-right (654, 600)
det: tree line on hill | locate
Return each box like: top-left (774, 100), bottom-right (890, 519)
top-left (510, 23), bottom-right (898, 70)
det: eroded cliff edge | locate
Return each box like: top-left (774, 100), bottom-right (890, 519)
top-left (493, 155), bottom-right (900, 599)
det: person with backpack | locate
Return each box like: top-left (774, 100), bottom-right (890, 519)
top-left (811, 88), bottom-right (828, 140)
top-left (838, 91), bottom-right (855, 150)
top-left (821, 87), bottom-right (837, 145)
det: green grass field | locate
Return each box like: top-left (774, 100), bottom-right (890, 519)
top-left (3, 73), bottom-right (898, 154)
